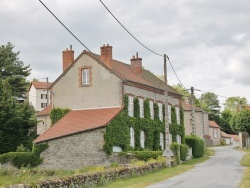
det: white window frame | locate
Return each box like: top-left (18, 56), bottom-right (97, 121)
top-left (140, 131), bottom-right (145, 148)
top-left (149, 101), bottom-right (154, 120)
top-left (128, 96), bottom-right (134, 117)
top-left (168, 105), bottom-right (172, 123)
top-left (82, 68), bottom-right (90, 85)
top-left (158, 103), bottom-right (163, 121)
top-left (160, 132), bottom-right (164, 150)
top-left (130, 127), bottom-right (135, 148)
top-left (175, 106), bottom-right (180, 125)
top-left (139, 98), bottom-right (144, 118)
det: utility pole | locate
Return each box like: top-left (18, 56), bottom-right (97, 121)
top-left (46, 77), bottom-right (49, 107)
top-left (191, 86), bottom-right (196, 135)
top-left (164, 54), bottom-right (171, 168)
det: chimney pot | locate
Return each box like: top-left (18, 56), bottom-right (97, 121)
top-left (62, 45), bottom-right (74, 72)
top-left (100, 44), bottom-right (113, 69)
top-left (131, 52), bottom-right (142, 76)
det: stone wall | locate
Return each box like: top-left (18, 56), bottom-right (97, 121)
top-left (38, 127), bottom-right (117, 170)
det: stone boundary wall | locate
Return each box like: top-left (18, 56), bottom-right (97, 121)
top-left (5, 162), bottom-right (165, 188)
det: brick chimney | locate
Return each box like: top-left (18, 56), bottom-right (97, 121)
top-left (131, 52), bottom-right (142, 76)
top-left (62, 45), bottom-right (74, 72)
top-left (100, 44), bottom-right (113, 69)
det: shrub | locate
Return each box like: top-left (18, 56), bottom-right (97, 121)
top-left (0, 144), bottom-right (48, 168)
top-left (185, 135), bottom-right (204, 158)
top-left (119, 151), bottom-right (163, 162)
top-left (180, 144), bottom-right (189, 161)
top-left (170, 142), bottom-right (180, 164)
top-left (50, 108), bottom-right (70, 125)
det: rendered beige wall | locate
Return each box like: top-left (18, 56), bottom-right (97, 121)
top-left (209, 127), bottom-right (221, 145)
top-left (52, 55), bottom-right (122, 109)
top-left (37, 115), bottom-right (51, 135)
top-left (124, 85), bottom-right (180, 106)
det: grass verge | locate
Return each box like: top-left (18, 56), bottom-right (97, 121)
top-left (100, 149), bottom-right (214, 188)
top-left (240, 149), bottom-right (250, 188)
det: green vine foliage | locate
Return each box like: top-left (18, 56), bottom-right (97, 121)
top-left (103, 95), bottom-right (184, 154)
top-left (50, 108), bottom-right (70, 125)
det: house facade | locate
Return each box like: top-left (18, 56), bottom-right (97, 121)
top-left (28, 81), bottom-right (52, 112)
top-left (182, 100), bottom-right (211, 145)
top-left (208, 120), bottom-right (221, 146)
top-left (34, 44), bottom-right (182, 169)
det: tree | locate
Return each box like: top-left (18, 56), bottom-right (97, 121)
top-left (230, 109), bottom-right (250, 134)
top-left (199, 92), bottom-right (221, 123)
top-left (0, 42), bottom-right (31, 97)
top-left (0, 80), bottom-right (36, 154)
top-left (220, 109), bottom-right (235, 134)
top-left (223, 96), bottom-right (248, 115)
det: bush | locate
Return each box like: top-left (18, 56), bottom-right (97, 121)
top-left (0, 144), bottom-right (48, 168)
top-left (170, 142), bottom-right (180, 164)
top-left (119, 151), bottom-right (163, 161)
top-left (185, 135), bottom-right (204, 158)
top-left (180, 144), bottom-right (189, 161)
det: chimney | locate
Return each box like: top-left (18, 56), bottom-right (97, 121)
top-left (131, 52), bottom-right (142, 76)
top-left (100, 44), bottom-right (113, 69)
top-left (62, 45), bottom-right (74, 72)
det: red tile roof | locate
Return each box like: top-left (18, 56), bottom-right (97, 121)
top-left (182, 101), bottom-right (203, 112)
top-left (34, 107), bottom-right (122, 143)
top-left (228, 134), bottom-right (239, 141)
top-left (28, 81), bottom-right (52, 92)
top-left (209, 121), bottom-right (221, 129)
top-left (37, 104), bottom-right (52, 116)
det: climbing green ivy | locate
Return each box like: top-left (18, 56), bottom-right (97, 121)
top-left (103, 95), bottom-right (185, 154)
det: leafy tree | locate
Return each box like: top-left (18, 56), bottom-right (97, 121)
top-left (199, 92), bottom-right (220, 123)
top-left (223, 96), bottom-right (248, 115)
top-left (0, 42), bottom-right (31, 97)
top-left (0, 80), bottom-right (36, 154)
top-left (220, 109), bottom-right (235, 134)
top-left (230, 109), bottom-right (250, 134)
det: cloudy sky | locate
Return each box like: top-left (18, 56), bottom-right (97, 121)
top-left (1, 0), bottom-right (250, 107)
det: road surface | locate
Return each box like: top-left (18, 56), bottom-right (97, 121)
top-left (147, 146), bottom-right (246, 188)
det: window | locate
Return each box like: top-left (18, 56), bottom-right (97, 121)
top-left (130, 127), bottom-right (135, 148)
top-left (160, 132), bottom-right (164, 150)
top-left (79, 66), bottom-right (92, 86)
top-left (168, 105), bottom-right (172, 123)
top-left (149, 101), bottom-right (154, 120)
top-left (177, 134), bottom-right (181, 144)
top-left (41, 103), bottom-right (47, 108)
top-left (214, 129), bottom-right (218, 138)
top-left (139, 98), bottom-right (144, 118)
top-left (41, 94), bottom-right (47, 99)
top-left (140, 131), bottom-right (145, 148)
top-left (158, 103), bottom-right (163, 121)
top-left (82, 68), bottom-right (90, 85)
top-left (128, 96), bottom-right (134, 117)
top-left (175, 106), bottom-right (180, 125)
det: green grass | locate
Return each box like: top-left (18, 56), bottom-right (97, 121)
top-left (240, 149), bottom-right (250, 188)
top-left (100, 149), bottom-right (214, 188)
top-left (0, 149), bottom-right (214, 187)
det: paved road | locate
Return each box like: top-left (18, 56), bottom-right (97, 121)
top-left (147, 146), bottom-right (246, 188)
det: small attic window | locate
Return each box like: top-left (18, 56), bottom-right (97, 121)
top-left (79, 66), bottom-right (92, 87)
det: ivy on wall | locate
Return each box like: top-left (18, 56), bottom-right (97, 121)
top-left (103, 95), bottom-right (185, 154)
top-left (50, 108), bottom-right (70, 125)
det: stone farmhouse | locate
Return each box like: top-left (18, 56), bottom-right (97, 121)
top-left (208, 120), bottom-right (221, 146)
top-left (182, 100), bottom-right (211, 146)
top-left (33, 44), bottom-right (183, 170)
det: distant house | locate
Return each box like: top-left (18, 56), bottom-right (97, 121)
top-left (209, 121), bottom-right (221, 146)
top-left (33, 44), bottom-right (183, 169)
top-left (28, 81), bottom-right (52, 112)
top-left (221, 131), bottom-right (239, 146)
top-left (182, 100), bottom-right (211, 146)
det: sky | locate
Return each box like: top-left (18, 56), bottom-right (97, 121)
top-left (1, 0), bottom-right (250, 107)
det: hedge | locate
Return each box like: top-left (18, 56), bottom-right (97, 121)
top-left (119, 151), bottom-right (163, 161)
top-left (0, 144), bottom-right (48, 168)
top-left (180, 144), bottom-right (189, 161)
top-left (185, 135), bottom-right (204, 158)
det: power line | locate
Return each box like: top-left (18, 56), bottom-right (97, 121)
top-left (196, 89), bottom-right (229, 99)
top-left (38, 0), bottom-right (92, 53)
top-left (99, 0), bottom-right (163, 57)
